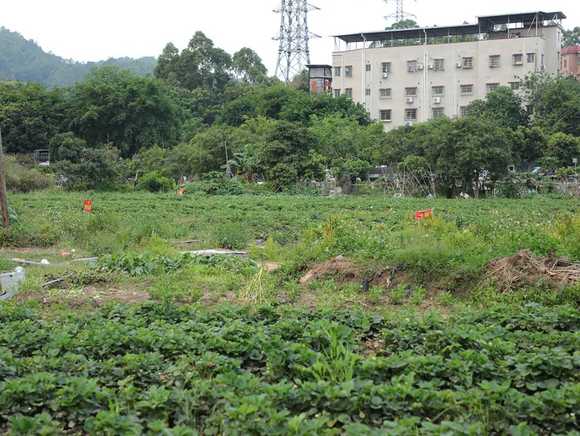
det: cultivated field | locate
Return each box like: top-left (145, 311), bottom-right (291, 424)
top-left (0, 192), bottom-right (579, 434)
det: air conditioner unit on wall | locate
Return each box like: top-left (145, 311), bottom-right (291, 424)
top-left (428, 64), bottom-right (434, 70)
top-left (406, 97), bottom-right (415, 104)
top-left (383, 72), bottom-right (390, 79)
top-left (433, 97), bottom-right (442, 105)
top-left (417, 64), bottom-right (425, 71)
top-left (456, 62), bottom-right (463, 69)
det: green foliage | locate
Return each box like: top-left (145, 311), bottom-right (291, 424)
top-left (54, 146), bottom-right (124, 191)
top-left (66, 67), bottom-right (181, 156)
top-left (545, 132), bottom-right (579, 168)
top-left (524, 74), bottom-right (580, 137)
top-left (562, 26), bottom-right (580, 47)
top-left (382, 116), bottom-right (513, 197)
top-left (0, 303), bottom-right (577, 434)
top-left (137, 172), bottom-right (175, 193)
top-left (212, 222), bottom-right (250, 250)
top-left (466, 86), bottom-right (527, 129)
top-left (0, 81), bottom-right (64, 154)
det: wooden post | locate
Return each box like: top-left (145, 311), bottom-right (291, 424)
top-left (0, 128), bottom-right (10, 227)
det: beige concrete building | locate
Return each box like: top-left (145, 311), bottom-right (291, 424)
top-left (332, 12), bottom-right (566, 129)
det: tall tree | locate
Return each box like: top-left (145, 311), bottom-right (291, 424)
top-left (157, 32), bottom-right (232, 94)
top-left (0, 81), bottom-right (64, 153)
top-left (67, 67), bottom-right (181, 156)
top-left (154, 43), bottom-right (180, 85)
top-left (232, 48), bottom-right (268, 84)
top-left (524, 74), bottom-right (580, 137)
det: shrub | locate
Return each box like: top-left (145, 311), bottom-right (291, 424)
top-left (212, 222), bottom-right (249, 250)
top-left (137, 172), bottom-right (175, 193)
top-left (5, 156), bottom-right (54, 192)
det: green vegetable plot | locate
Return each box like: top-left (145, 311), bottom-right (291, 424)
top-left (0, 303), bottom-right (578, 434)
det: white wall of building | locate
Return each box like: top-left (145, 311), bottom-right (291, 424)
top-left (332, 26), bottom-right (562, 129)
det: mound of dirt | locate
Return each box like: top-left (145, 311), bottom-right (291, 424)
top-left (486, 250), bottom-right (580, 292)
top-left (299, 256), bottom-right (360, 286)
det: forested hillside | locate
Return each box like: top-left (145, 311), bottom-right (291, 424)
top-left (0, 27), bottom-right (156, 87)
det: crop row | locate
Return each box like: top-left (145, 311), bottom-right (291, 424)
top-left (0, 302), bottom-right (578, 434)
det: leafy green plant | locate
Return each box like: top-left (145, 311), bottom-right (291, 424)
top-left (136, 171), bottom-right (175, 193)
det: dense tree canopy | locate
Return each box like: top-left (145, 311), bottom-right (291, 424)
top-left (1, 27), bottom-right (578, 194)
top-left (0, 81), bottom-right (65, 153)
top-left (65, 67), bottom-right (181, 156)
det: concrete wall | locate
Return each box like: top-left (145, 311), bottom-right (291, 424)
top-left (332, 26), bottom-right (562, 129)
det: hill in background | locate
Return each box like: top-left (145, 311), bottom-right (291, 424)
top-left (0, 27), bottom-right (157, 87)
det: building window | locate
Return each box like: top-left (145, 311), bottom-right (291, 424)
top-left (462, 57), bottom-right (473, 69)
top-left (460, 106), bottom-right (469, 117)
top-left (576, 53), bottom-right (580, 65)
top-left (379, 110), bottom-right (392, 122)
top-left (379, 88), bottom-right (392, 99)
top-left (460, 84), bottom-right (474, 96)
top-left (489, 55), bottom-right (501, 68)
top-left (433, 58), bottom-right (445, 71)
top-left (486, 83), bottom-right (500, 93)
top-left (334, 67), bottom-right (341, 77)
top-left (513, 54), bottom-right (523, 66)
top-left (405, 108), bottom-right (417, 122)
top-left (365, 64), bottom-right (371, 72)
top-left (432, 86), bottom-right (445, 96)
top-left (407, 60), bottom-right (418, 73)
top-left (405, 87), bottom-right (417, 97)
top-left (345, 66), bottom-right (353, 77)
top-left (527, 53), bottom-right (536, 63)
top-left (509, 82), bottom-right (521, 91)
top-left (381, 62), bottom-right (392, 75)
top-left (333, 89), bottom-right (341, 97)
top-left (345, 88), bottom-right (353, 98)
top-left (432, 107), bottom-right (445, 119)
top-left (365, 88), bottom-right (371, 96)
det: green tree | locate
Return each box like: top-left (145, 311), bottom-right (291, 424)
top-left (49, 132), bottom-right (87, 162)
top-left (524, 74), bottom-right (580, 136)
top-left (66, 67), bottom-right (181, 156)
top-left (232, 48), bottom-right (268, 84)
top-left (309, 114), bottom-right (382, 177)
top-left (466, 86), bottom-right (527, 129)
top-left (157, 32), bottom-right (232, 95)
top-left (562, 27), bottom-right (580, 47)
top-left (545, 132), bottom-right (579, 168)
top-left (387, 19), bottom-right (419, 30)
top-left (154, 43), bottom-right (180, 85)
top-left (0, 81), bottom-right (64, 153)
top-left (55, 146), bottom-right (124, 190)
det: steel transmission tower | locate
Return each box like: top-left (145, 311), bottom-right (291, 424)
top-left (274, 0), bottom-right (319, 83)
top-left (384, 0), bottom-right (416, 24)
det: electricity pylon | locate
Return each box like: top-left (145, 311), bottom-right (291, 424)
top-left (274, 0), bottom-right (320, 83)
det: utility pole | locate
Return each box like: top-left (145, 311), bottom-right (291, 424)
top-left (0, 128), bottom-right (10, 227)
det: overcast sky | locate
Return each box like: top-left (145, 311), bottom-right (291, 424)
top-left (2, 0), bottom-right (579, 75)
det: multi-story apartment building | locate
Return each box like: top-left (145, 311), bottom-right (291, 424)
top-left (332, 11), bottom-right (565, 129)
top-left (561, 45), bottom-right (580, 80)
